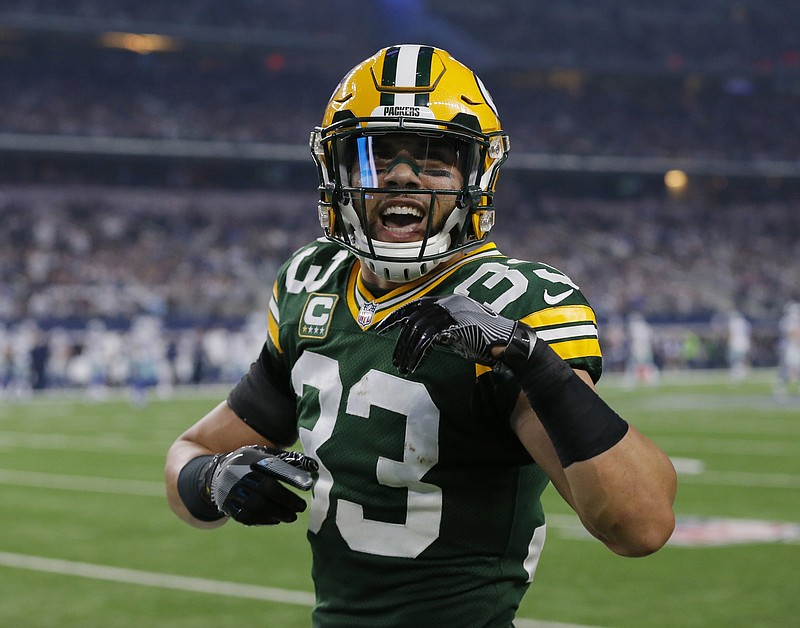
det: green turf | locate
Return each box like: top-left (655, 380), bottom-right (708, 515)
top-left (0, 371), bottom-right (797, 627)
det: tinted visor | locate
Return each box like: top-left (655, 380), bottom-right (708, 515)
top-left (349, 133), bottom-right (468, 189)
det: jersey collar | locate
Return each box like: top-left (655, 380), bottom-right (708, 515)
top-left (346, 242), bottom-right (503, 329)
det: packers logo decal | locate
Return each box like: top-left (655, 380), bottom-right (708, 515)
top-left (299, 293), bottom-right (339, 339)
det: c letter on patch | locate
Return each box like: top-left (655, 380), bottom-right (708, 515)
top-left (299, 293), bottom-right (338, 339)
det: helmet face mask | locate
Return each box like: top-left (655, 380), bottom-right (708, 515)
top-left (310, 44), bottom-right (510, 283)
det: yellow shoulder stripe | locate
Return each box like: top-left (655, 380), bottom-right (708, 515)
top-left (550, 337), bottom-right (602, 360)
top-left (520, 304), bottom-right (597, 329)
top-left (268, 280), bottom-right (282, 353)
top-left (520, 305), bottom-right (601, 360)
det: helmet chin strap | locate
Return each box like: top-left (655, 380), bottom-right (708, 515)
top-left (361, 233), bottom-right (454, 283)
top-left (355, 204), bottom-right (471, 283)
top-left (439, 202), bottom-right (469, 240)
top-left (333, 167), bottom-right (474, 282)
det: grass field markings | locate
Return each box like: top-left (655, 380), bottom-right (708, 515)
top-left (630, 394), bottom-right (800, 414)
top-left (11, 428), bottom-right (792, 460)
top-left (0, 468), bottom-right (164, 496)
top-left (669, 457), bottom-right (705, 474)
top-left (3, 427), bottom-right (795, 461)
top-left (668, 517), bottom-right (800, 547)
top-left (515, 619), bottom-right (603, 628)
top-left (1, 463), bottom-right (798, 501)
top-left (656, 436), bottom-right (799, 457)
top-left (546, 513), bottom-right (800, 547)
top-left (544, 513), bottom-right (587, 532)
top-left (0, 430), bottom-right (164, 455)
top-left (0, 386), bottom-right (230, 409)
top-left (679, 470), bottom-right (800, 489)
top-left (0, 551), bottom-right (602, 628)
top-left (0, 550), bottom-right (316, 606)
top-left (600, 368), bottom-right (779, 386)
top-left (635, 418), bottom-right (800, 437)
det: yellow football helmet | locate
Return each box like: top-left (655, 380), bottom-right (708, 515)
top-left (310, 44), bottom-right (510, 282)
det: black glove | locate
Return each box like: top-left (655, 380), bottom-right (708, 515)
top-left (205, 446), bottom-right (318, 526)
top-left (376, 294), bottom-right (534, 374)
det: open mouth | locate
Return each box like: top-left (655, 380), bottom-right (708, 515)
top-left (377, 204), bottom-right (426, 240)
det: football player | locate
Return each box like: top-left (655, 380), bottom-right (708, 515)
top-left (165, 44), bottom-right (677, 627)
top-left (776, 300), bottom-right (800, 396)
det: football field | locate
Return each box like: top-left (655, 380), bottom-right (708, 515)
top-left (0, 370), bottom-right (798, 627)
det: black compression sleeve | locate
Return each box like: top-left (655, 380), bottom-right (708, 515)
top-left (503, 324), bottom-right (629, 467)
top-left (177, 455), bottom-right (225, 522)
top-left (227, 348), bottom-right (297, 447)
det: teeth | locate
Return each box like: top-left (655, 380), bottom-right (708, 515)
top-left (384, 206), bottom-right (422, 218)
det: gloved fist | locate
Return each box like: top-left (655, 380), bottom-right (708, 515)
top-left (206, 445), bottom-right (318, 526)
top-left (376, 293), bottom-right (527, 374)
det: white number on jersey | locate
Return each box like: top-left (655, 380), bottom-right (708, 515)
top-left (292, 351), bottom-right (442, 558)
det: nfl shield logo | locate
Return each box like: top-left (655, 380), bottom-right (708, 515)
top-left (357, 301), bottom-right (378, 328)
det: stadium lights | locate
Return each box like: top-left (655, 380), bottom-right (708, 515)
top-left (98, 32), bottom-right (183, 54)
top-left (664, 169), bottom-right (688, 190)
top-left (664, 169), bottom-right (689, 198)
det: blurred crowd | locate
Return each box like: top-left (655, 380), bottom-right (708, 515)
top-left (0, 313), bottom-right (269, 401)
top-left (2, 1), bottom-right (799, 394)
top-left (493, 186), bottom-right (800, 322)
top-left (0, 186), bottom-right (311, 323)
top-left (430, 0), bottom-right (800, 71)
top-left (2, 185), bottom-right (798, 327)
top-left (4, 0), bottom-right (800, 74)
top-left (0, 48), bottom-right (317, 145)
top-left (501, 78), bottom-right (800, 161)
top-left (2, 45), bottom-right (800, 162)
top-left (0, 0), bottom-right (364, 31)
top-left (0, 182), bottom-right (797, 396)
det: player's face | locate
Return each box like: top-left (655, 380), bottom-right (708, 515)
top-left (348, 134), bottom-right (465, 244)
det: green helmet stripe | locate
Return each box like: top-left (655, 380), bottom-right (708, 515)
top-left (379, 45), bottom-right (435, 108)
top-left (414, 45), bottom-right (433, 106)
top-left (379, 46), bottom-right (400, 106)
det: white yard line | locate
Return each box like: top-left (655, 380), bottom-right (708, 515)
top-left (0, 468), bottom-right (164, 496)
top-left (0, 551), bottom-right (601, 628)
top-left (655, 436), bottom-right (799, 457)
top-left (4, 428), bottom-right (797, 457)
top-left (679, 470), bottom-right (800, 489)
top-left (0, 430), bottom-right (158, 455)
top-left (2, 466), bottom-right (797, 497)
top-left (0, 551), bottom-right (315, 606)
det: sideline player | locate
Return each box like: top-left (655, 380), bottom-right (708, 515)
top-left (776, 301), bottom-right (800, 396)
top-left (165, 45), bottom-right (677, 627)
top-left (727, 310), bottom-right (752, 382)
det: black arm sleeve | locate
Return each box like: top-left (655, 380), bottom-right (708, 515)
top-left (227, 345), bottom-right (298, 447)
top-left (504, 324), bottom-right (629, 468)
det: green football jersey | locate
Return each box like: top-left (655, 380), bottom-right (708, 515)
top-left (255, 239), bottom-right (602, 627)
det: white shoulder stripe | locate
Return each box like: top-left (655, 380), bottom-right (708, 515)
top-left (536, 324), bottom-right (598, 342)
top-left (268, 295), bottom-right (279, 323)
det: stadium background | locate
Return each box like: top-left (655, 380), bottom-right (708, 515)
top-left (1, 3), bottom-right (799, 628)
top-left (1, 0), bottom-right (799, 393)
